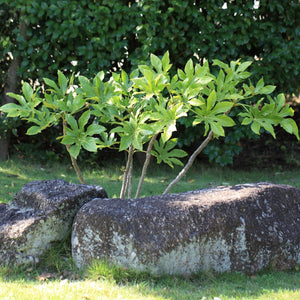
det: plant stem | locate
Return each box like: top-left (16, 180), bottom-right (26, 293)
top-left (120, 144), bottom-right (134, 199)
top-left (62, 119), bottom-right (85, 184)
top-left (135, 133), bottom-right (158, 198)
top-left (163, 130), bottom-right (214, 195)
top-left (127, 157), bottom-right (133, 198)
top-left (69, 154), bottom-right (85, 184)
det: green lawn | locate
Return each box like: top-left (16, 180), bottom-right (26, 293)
top-left (0, 155), bottom-right (300, 299)
top-left (1, 155), bottom-right (299, 203)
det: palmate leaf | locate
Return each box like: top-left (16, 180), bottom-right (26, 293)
top-left (151, 138), bottom-right (187, 168)
top-left (239, 95), bottom-right (299, 140)
top-left (192, 99), bottom-right (235, 136)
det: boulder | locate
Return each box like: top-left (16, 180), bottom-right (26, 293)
top-left (72, 182), bottom-right (300, 275)
top-left (0, 179), bottom-right (107, 266)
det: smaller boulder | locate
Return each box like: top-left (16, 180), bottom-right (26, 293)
top-left (0, 179), bottom-right (107, 266)
top-left (72, 182), bottom-right (300, 275)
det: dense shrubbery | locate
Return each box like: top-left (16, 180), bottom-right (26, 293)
top-left (1, 1), bottom-right (300, 165)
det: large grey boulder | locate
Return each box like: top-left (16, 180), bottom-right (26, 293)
top-left (0, 179), bottom-right (107, 266)
top-left (72, 182), bottom-right (300, 275)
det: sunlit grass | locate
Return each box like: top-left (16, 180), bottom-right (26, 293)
top-left (0, 155), bottom-right (300, 299)
top-left (1, 155), bottom-right (300, 203)
top-left (0, 267), bottom-right (300, 300)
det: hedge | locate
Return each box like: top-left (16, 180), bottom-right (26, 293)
top-left (1, 0), bottom-right (300, 164)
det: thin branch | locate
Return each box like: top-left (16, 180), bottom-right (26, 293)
top-left (163, 130), bottom-right (214, 195)
top-left (127, 156), bottom-right (133, 199)
top-left (120, 145), bottom-right (134, 199)
top-left (135, 133), bottom-right (158, 198)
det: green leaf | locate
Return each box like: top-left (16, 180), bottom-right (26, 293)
top-left (237, 61), bottom-right (252, 73)
top-left (198, 76), bottom-right (213, 85)
top-left (251, 121), bottom-right (261, 135)
top-left (22, 82), bottom-right (33, 101)
top-left (241, 117), bottom-right (252, 125)
top-left (44, 77), bottom-right (59, 92)
top-left (119, 135), bottom-right (132, 151)
top-left (65, 114), bottom-right (78, 131)
top-left (162, 51), bottom-right (172, 72)
top-left (216, 70), bottom-right (225, 90)
top-left (86, 124), bottom-right (106, 136)
top-left (192, 118), bottom-right (203, 126)
top-left (280, 118), bottom-right (299, 140)
top-left (6, 93), bottom-right (27, 105)
top-left (72, 94), bottom-right (86, 113)
top-left (69, 144), bottom-right (81, 159)
top-left (184, 59), bottom-right (194, 77)
top-left (276, 93), bottom-right (286, 110)
top-left (212, 102), bottom-right (233, 114)
top-left (170, 148), bottom-right (188, 158)
top-left (26, 126), bottom-right (42, 135)
top-left (78, 111), bottom-right (91, 130)
top-left (82, 137), bottom-right (98, 152)
top-left (0, 103), bottom-right (23, 117)
top-left (215, 115), bottom-right (235, 127)
top-left (255, 78), bottom-right (264, 93)
top-left (260, 85), bottom-right (276, 94)
top-left (189, 98), bottom-right (204, 106)
top-left (261, 121), bottom-right (276, 138)
top-left (207, 90), bottom-right (217, 111)
top-left (177, 69), bottom-right (186, 80)
top-left (152, 138), bottom-right (187, 168)
top-left (61, 135), bottom-right (75, 145)
top-left (210, 122), bottom-right (225, 137)
top-left (143, 69), bottom-right (154, 84)
top-left (212, 59), bottom-right (228, 70)
top-left (96, 71), bottom-right (105, 81)
top-left (79, 76), bottom-right (95, 97)
top-left (150, 53), bottom-right (162, 72)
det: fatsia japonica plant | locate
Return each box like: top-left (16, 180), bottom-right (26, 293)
top-left (1, 52), bottom-right (299, 198)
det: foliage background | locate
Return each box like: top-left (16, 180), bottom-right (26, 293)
top-left (1, 0), bottom-right (299, 166)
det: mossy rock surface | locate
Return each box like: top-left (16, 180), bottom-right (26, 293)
top-left (72, 182), bottom-right (300, 275)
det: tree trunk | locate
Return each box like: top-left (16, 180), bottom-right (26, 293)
top-left (0, 137), bottom-right (10, 160)
top-left (0, 54), bottom-right (20, 160)
top-left (0, 21), bottom-right (26, 160)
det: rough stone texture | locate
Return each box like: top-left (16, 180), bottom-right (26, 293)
top-left (72, 182), bottom-right (300, 275)
top-left (0, 179), bottom-right (107, 266)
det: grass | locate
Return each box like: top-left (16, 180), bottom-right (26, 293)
top-left (0, 155), bottom-right (300, 299)
top-left (1, 154), bottom-right (299, 203)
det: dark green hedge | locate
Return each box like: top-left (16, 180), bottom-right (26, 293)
top-left (1, 0), bottom-right (300, 165)
top-left (3, 0), bottom-right (300, 93)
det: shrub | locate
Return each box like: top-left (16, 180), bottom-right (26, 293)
top-left (1, 53), bottom-right (299, 197)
